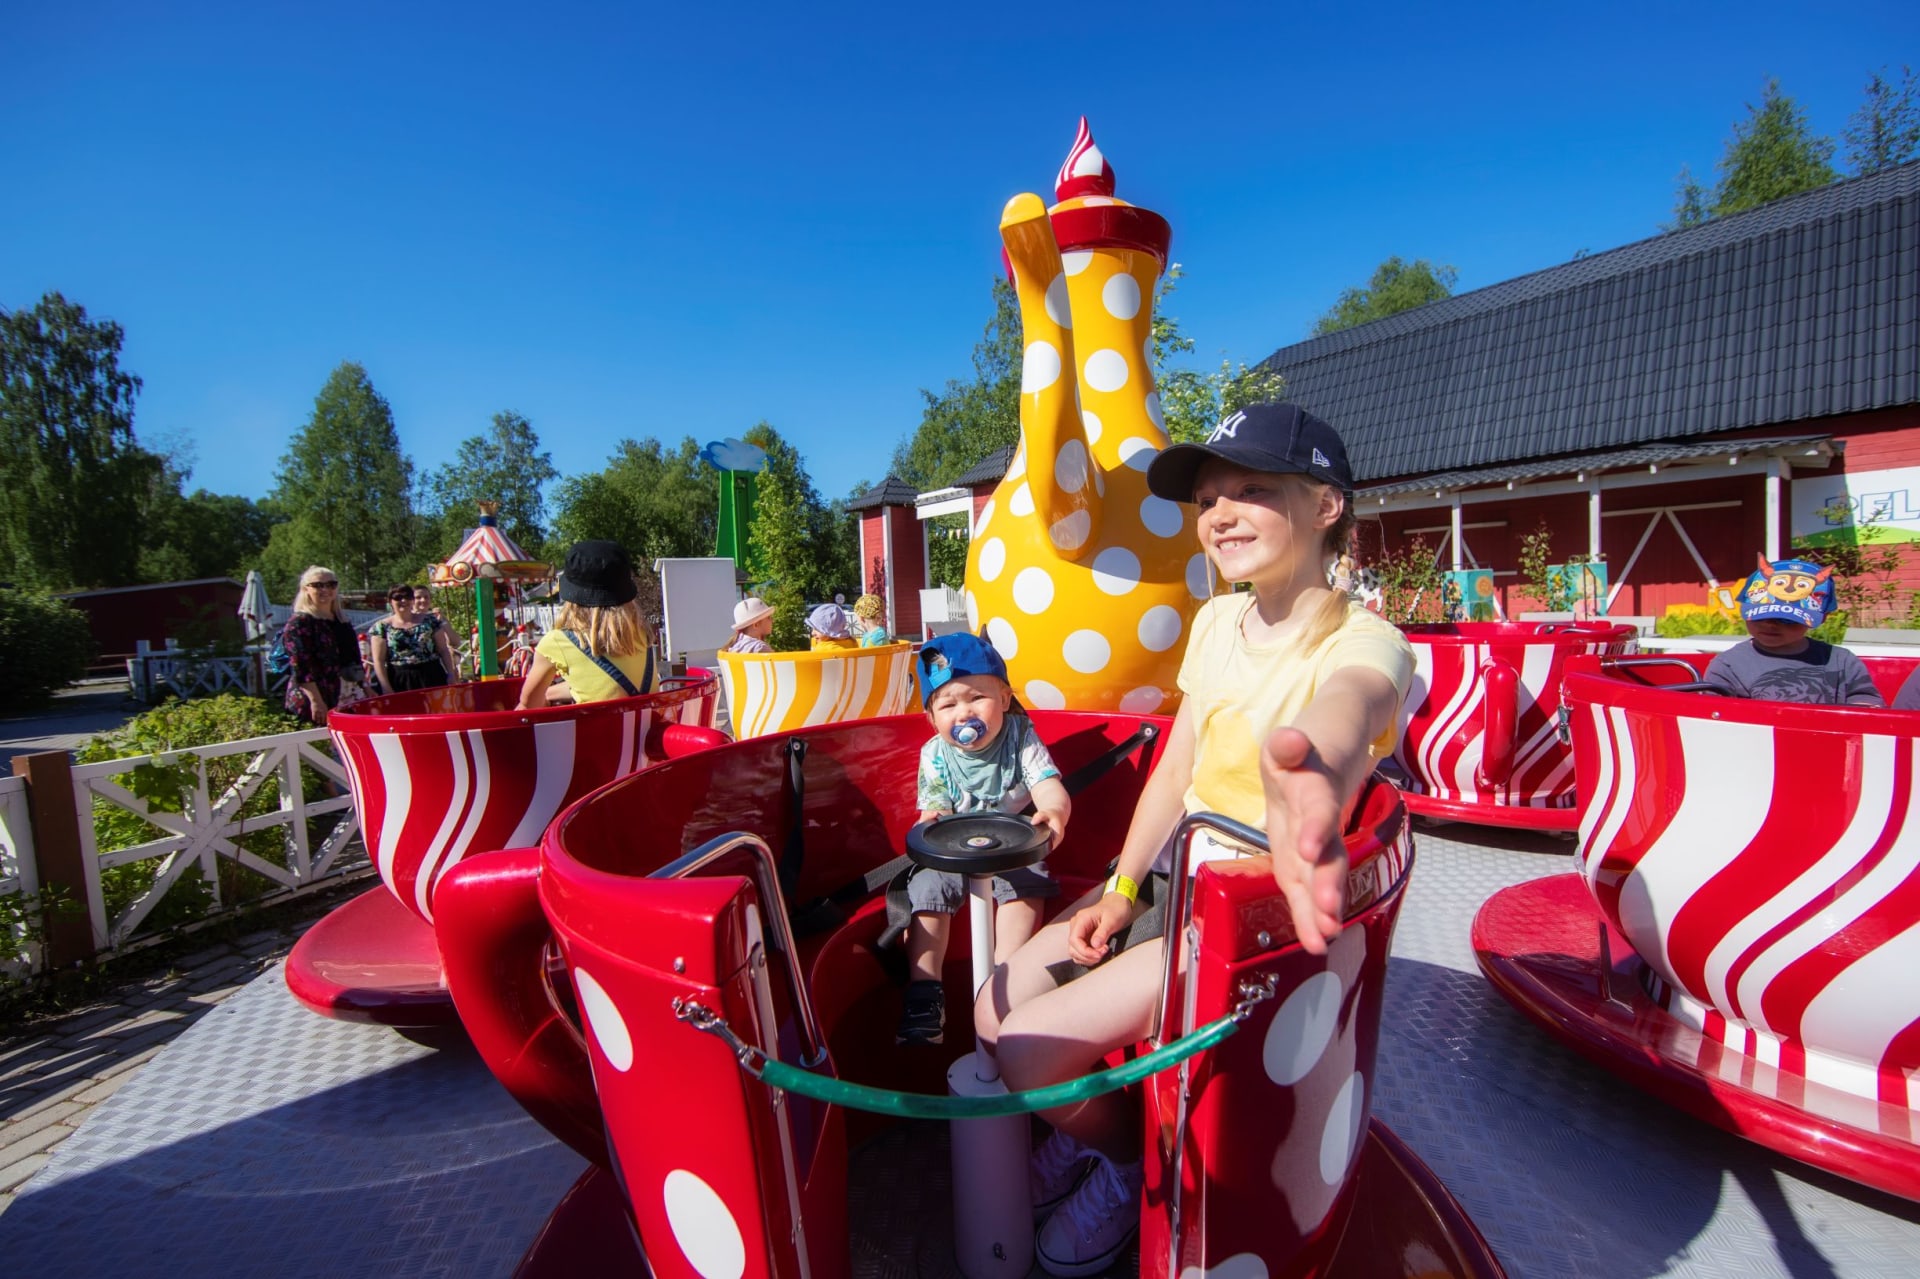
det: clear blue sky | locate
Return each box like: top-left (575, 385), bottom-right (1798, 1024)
top-left (5, 2), bottom-right (1912, 509)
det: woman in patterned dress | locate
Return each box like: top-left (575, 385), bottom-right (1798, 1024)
top-left (281, 566), bottom-right (368, 726)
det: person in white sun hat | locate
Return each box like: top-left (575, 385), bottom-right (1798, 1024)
top-left (725, 596), bottom-right (776, 654)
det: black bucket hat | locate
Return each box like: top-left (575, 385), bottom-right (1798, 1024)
top-left (1146, 402), bottom-right (1353, 502)
top-left (558, 541), bottom-right (638, 608)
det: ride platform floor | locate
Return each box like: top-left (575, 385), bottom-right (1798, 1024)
top-left (3, 828), bottom-right (1918, 1277)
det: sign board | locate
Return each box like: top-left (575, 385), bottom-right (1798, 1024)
top-left (1442, 570), bottom-right (1497, 622)
top-left (654, 557), bottom-right (740, 666)
top-left (1791, 467), bottom-right (1920, 546)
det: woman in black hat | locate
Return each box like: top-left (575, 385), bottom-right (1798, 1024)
top-left (516, 542), bottom-right (658, 709)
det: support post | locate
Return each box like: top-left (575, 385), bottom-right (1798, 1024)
top-left (475, 577), bottom-right (499, 678)
top-left (1588, 479), bottom-right (1603, 561)
top-left (1449, 496), bottom-right (1464, 572)
top-left (13, 751), bottom-right (97, 968)
top-left (1765, 458), bottom-right (1783, 562)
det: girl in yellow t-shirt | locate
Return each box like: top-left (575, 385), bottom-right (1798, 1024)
top-left (517, 542), bottom-right (658, 708)
top-left (978, 403), bottom-right (1413, 1276)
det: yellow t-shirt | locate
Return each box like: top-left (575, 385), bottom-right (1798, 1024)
top-left (535, 630), bottom-right (657, 704)
top-left (810, 635), bottom-right (859, 651)
top-left (1176, 595), bottom-right (1413, 828)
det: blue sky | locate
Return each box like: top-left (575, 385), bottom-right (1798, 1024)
top-left (4, 2), bottom-right (1912, 509)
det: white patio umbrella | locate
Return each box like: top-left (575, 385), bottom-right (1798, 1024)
top-left (238, 570), bottom-right (274, 641)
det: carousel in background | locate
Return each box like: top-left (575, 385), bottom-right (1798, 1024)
top-left (430, 500), bottom-right (551, 677)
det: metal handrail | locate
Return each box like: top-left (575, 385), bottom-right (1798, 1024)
top-left (651, 832), bottom-right (828, 1067)
top-left (1150, 810), bottom-right (1270, 1046)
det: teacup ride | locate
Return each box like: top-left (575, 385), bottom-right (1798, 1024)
top-left (1474, 649), bottom-right (1920, 1199)
top-left (431, 710), bottom-right (1506, 1277)
top-left (284, 670), bottom-right (726, 1026)
top-left (716, 641), bottom-right (919, 739)
top-left (1391, 621), bottom-right (1638, 830)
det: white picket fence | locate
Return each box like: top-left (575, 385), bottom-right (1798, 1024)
top-left (1, 776), bottom-right (39, 976)
top-left (68, 728), bottom-right (363, 952)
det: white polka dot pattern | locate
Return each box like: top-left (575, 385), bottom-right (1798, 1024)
top-left (1023, 342), bottom-right (1061, 394)
top-left (573, 967), bottom-right (632, 1072)
top-left (663, 1169), bottom-right (747, 1279)
top-left (1092, 547), bottom-right (1141, 595)
top-left (1140, 495), bottom-right (1184, 538)
top-left (1024, 679), bottom-right (1066, 709)
top-left (1263, 971), bottom-right (1342, 1086)
top-left (1062, 630), bottom-right (1111, 674)
top-left (986, 616), bottom-right (1019, 658)
top-left (1138, 605), bottom-right (1183, 652)
top-left (1102, 272), bottom-right (1141, 320)
top-left (1012, 567), bottom-right (1055, 613)
top-left (976, 538), bottom-right (1007, 581)
top-left (1318, 1071), bottom-right (1366, 1186)
top-left (1084, 349), bottom-right (1129, 393)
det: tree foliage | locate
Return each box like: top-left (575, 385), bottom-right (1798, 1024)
top-left (0, 588), bottom-right (92, 711)
top-left (1664, 164), bottom-right (1710, 232)
top-left (745, 422), bottom-right (850, 649)
top-left (0, 292), bottom-right (156, 589)
top-left (1312, 257), bottom-right (1458, 337)
top-left (260, 362), bottom-right (419, 594)
top-left (1843, 65), bottom-right (1920, 176)
top-left (420, 411), bottom-right (558, 562)
top-left (1153, 266), bottom-right (1288, 444)
top-left (1711, 79), bottom-right (1837, 217)
top-left (548, 436), bottom-right (718, 567)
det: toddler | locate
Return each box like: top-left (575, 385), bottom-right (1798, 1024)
top-left (725, 596), bottom-right (776, 654)
top-left (893, 632), bottom-right (1069, 1045)
top-left (1705, 556), bottom-right (1880, 705)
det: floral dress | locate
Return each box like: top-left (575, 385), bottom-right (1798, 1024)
top-left (282, 613), bottom-right (364, 722)
top-left (371, 616), bottom-right (449, 691)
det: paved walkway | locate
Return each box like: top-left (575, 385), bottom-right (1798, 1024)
top-left (0, 681), bottom-right (141, 772)
top-left (0, 901), bottom-right (349, 1214)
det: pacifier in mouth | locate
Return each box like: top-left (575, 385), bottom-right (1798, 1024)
top-left (950, 717), bottom-right (989, 747)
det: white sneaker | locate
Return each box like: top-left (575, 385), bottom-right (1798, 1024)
top-left (1034, 1152), bottom-right (1143, 1276)
top-left (1030, 1126), bottom-right (1093, 1218)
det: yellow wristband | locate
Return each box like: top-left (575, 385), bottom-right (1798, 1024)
top-left (1105, 873), bottom-right (1140, 904)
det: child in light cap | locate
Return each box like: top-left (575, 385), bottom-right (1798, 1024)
top-left (891, 632), bottom-right (1069, 1046)
top-left (1705, 556), bottom-right (1880, 705)
top-left (725, 596), bottom-right (776, 654)
top-left (807, 602), bottom-right (858, 651)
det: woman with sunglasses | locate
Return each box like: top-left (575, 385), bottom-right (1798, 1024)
top-left (369, 583), bottom-right (457, 696)
top-left (281, 565), bottom-right (369, 726)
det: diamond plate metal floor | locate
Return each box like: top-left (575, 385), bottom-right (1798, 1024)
top-left (3, 824), bottom-right (1919, 1277)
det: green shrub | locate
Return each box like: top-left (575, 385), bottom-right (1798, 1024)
top-left (74, 694), bottom-right (314, 940)
top-left (0, 589), bottom-right (92, 713)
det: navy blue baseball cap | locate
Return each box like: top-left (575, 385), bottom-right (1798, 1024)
top-left (917, 632), bottom-right (1009, 700)
top-left (1146, 402), bottom-right (1353, 502)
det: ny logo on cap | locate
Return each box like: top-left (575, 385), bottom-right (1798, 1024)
top-left (1207, 411), bottom-right (1247, 444)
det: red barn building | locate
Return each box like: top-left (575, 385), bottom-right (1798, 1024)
top-left (1257, 160), bottom-right (1920, 622)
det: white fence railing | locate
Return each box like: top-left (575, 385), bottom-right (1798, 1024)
top-left (127, 647), bottom-right (293, 704)
top-left (1, 775), bottom-right (40, 975)
top-left (68, 728), bottom-right (363, 952)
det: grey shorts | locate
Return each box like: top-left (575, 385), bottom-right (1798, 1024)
top-left (903, 863), bottom-right (1060, 914)
top-left (882, 861), bottom-right (1060, 941)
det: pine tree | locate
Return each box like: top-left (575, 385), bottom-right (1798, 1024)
top-left (1712, 79), bottom-right (1837, 217)
top-left (421, 411), bottom-right (559, 561)
top-left (1843, 66), bottom-right (1920, 176)
top-left (1664, 164), bottom-right (1710, 231)
top-left (261, 362), bottom-right (419, 593)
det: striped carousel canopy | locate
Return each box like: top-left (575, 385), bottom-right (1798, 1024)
top-left (431, 502), bottom-right (549, 586)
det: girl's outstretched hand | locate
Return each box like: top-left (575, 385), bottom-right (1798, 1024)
top-left (1261, 725), bottom-right (1347, 955)
top-left (1065, 893), bottom-right (1134, 967)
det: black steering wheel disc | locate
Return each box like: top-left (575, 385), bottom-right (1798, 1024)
top-left (905, 812), bottom-right (1051, 875)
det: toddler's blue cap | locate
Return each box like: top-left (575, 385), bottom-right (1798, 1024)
top-left (918, 633), bottom-right (1008, 699)
top-left (1739, 556), bottom-right (1836, 628)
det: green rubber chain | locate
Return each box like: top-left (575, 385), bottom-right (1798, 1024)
top-left (671, 972), bottom-right (1274, 1120)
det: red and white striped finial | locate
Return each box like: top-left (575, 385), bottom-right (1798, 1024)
top-left (1054, 117), bottom-right (1115, 201)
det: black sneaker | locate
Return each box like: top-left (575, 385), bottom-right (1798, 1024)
top-left (896, 980), bottom-right (945, 1045)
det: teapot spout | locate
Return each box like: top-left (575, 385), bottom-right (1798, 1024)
top-left (999, 192), bottom-right (1102, 561)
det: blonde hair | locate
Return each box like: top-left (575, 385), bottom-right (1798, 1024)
top-left (1295, 481), bottom-right (1357, 653)
top-left (293, 565), bottom-right (347, 621)
top-left (555, 599), bottom-right (653, 658)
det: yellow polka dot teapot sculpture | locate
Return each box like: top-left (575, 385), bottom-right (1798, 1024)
top-left (968, 119), bottom-right (1208, 714)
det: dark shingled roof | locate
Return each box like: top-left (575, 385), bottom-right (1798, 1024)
top-left (847, 475), bottom-right (920, 511)
top-left (1259, 160), bottom-right (1920, 485)
top-left (953, 445), bottom-right (1016, 489)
